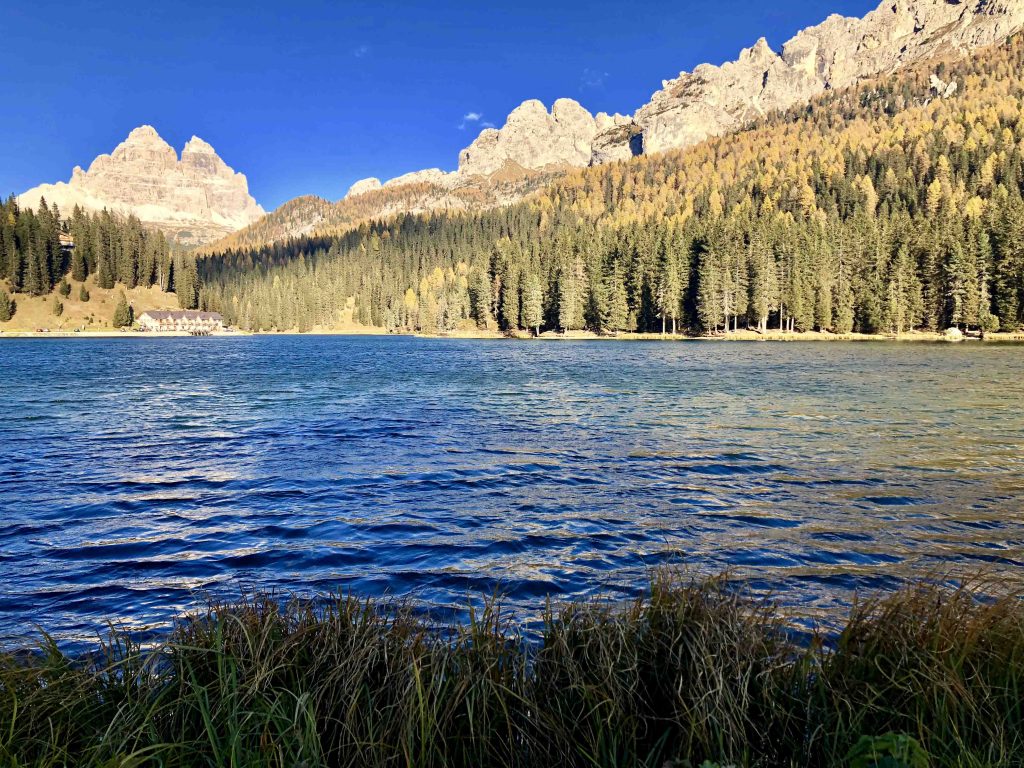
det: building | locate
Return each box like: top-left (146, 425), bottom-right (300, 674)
top-left (137, 310), bottom-right (224, 334)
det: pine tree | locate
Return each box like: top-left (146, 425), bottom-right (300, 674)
top-left (655, 238), bottom-right (683, 334)
top-left (748, 230), bottom-right (778, 332)
top-left (112, 292), bottom-right (133, 328)
top-left (470, 263), bottom-right (492, 329)
top-left (695, 233), bottom-right (723, 333)
top-left (604, 263), bottom-right (630, 334)
top-left (174, 255), bottom-right (200, 310)
top-left (522, 272), bottom-right (543, 336)
top-left (52, 297), bottom-right (64, 317)
top-left (0, 290), bottom-right (14, 322)
top-left (79, 285), bottom-right (90, 303)
top-left (71, 244), bottom-right (87, 283)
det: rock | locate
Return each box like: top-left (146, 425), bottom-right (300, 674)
top-left (345, 177), bottom-right (383, 198)
top-left (457, 98), bottom-right (599, 176)
top-left (929, 73), bottom-right (959, 98)
top-left (590, 123), bottom-right (644, 165)
top-left (383, 168), bottom-right (456, 190)
top-left (18, 126), bottom-right (264, 246)
top-left (594, 112), bottom-right (632, 132)
top-left (944, 327), bottom-right (965, 342)
top-left (635, 0), bottom-right (1024, 157)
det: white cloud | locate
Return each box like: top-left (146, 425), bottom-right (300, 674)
top-left (481, 121), bottom-right (496, 129)
top-left (459, 111), bottom-right (485, 130)
top-left (580, 67), bottom-right (609, 90)
top-left (352, 44), bottom-right (370, 58)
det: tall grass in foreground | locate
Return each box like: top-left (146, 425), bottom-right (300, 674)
top-left (1, 573), bottom-right (1022, 767)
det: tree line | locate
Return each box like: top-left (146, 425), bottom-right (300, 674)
top-left (0, 197), bottom-right (202, 320)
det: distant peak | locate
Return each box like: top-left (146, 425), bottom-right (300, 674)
top-left (509, 99), bottom-right (548, 118)
top-left (346, 177), bottom-right (383, 199)
top-left (739, 36), bottom-right (776, 62)
top-left (125, 125), bottom-right (164, 143)
top-left (183, 136), bottom-right (216, 154)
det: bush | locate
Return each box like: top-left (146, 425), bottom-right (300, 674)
top-left (52, 297), bottom-right (63, 317)
top-left (58, 280), bottom-right (71, 297)
top-left (79, 285), bottom-right (90, 302)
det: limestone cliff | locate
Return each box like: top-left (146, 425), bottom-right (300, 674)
top-left (18, 126), bottom-right (264, 245)
top-left (634, 0), bottom-right (1024, 156)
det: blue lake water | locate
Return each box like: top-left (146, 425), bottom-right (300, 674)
top-left (1, 336), bottom-right (1023, 645)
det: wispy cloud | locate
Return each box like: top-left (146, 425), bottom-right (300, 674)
top-left (580, 67), bottom-right (609, 90)
top-left (352, 44), bottom-right (370, 58)
top-left (459, 111), bottom-right (485, 130)
top-left (481, 121), bottom-right (495, 129)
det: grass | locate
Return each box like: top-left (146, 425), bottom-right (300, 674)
top-left (0, 572), bottom-right (1021, 767)
top-left (0, 277), bottom-right (178, 333)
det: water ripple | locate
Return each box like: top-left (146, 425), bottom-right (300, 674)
top-left (1, 336), bottom-right (1024, 647)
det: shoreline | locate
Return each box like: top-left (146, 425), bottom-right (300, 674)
top-left (4, 327), bottom-right (1024, 342)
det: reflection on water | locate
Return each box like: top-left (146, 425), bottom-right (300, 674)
top-left (1, 336), bottom-right (1023, 645)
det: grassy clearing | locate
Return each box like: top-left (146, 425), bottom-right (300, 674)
top-left (0, 277), bottom-right (179, 333)
top-left (1, 572), bottom-right (1021, 767)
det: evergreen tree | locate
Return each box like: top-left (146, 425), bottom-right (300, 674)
top-left (0, 289), bottom-right (14, 322)
top-left (112, 293), bottom-right (134, 328)
top-left (470, 262), bottom-right (493, 329)
top-left (748, 230), bottom-right (779, 333)
top-left (655, 237), bottom-right (683, 334)
top-left (522, 272), bottom-right (543, 336)
top-left (604, 262), bottom-right (630, 334)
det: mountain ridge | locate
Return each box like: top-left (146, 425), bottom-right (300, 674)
top-left (206, 0), bottom-right (1024, 254)
top-left (18, 126), bottom-right (264, 246)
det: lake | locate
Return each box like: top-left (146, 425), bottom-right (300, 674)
top-left (1, 336), bottom-right (1023, 646)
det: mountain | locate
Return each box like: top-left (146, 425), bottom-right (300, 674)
top-left (208, 0), bottom-right (1024, 253)
top-left (18, 126), bottom-right (264, 246)
top-left (197, 31), bottom-right (1024, 337)
top-left (629, 0), bottom-right (1024, 157)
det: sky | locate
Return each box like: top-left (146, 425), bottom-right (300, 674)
top-left (2, 0), bottom-right (880, 211)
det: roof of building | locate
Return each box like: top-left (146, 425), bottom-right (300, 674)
top-left (138, 310), bottom-right (223, 321)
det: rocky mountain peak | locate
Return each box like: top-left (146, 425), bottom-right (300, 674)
top-left (633, 0), bottom-right (1024, 157)
top-left (124, 124), bottom-right (164, 143)
top-left (457, 98), bottom-right (599, 177)
top-left (183, 136), bottom-right (217, 154)
top-left (19, 126), bottom-right (264, 245)
top-left (346, 178), bottom-right (383, 198)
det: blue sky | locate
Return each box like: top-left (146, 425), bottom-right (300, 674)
top-left (2, 0), bottom-right (878, 211)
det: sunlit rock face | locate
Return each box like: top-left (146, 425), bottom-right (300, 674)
top-left (19, 126), bottom-right (265, 245)
top-left (457, 98), bottom-right (600, 176)
top-left (635, 0), bottom-right (1024, 156)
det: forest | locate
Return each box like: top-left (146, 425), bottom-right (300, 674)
top-left (198, 37), bottom-right (1024, 336)
top-left (0, 197), bottom-right (201, 319)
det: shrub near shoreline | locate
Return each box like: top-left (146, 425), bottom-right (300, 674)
top-left (1, 573), bottom-right (1021, 767)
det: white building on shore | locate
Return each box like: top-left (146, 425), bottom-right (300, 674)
top-left (137, 310), bottom-right (225, 334)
